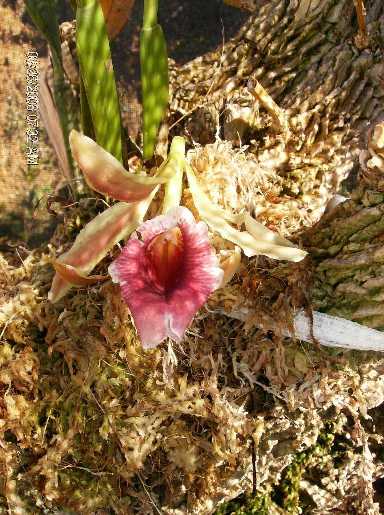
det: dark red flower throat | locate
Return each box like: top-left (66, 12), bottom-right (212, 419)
top-left (146, 227), bottom-right (184, 291)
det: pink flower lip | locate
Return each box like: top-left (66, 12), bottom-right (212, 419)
top-left (108, 207), bottom-right (223, 349)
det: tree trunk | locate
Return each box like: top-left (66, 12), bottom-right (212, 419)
top-left (304, 126), bottom-right (384, 328)
top-left (168, 0), bottom-right (384, 327)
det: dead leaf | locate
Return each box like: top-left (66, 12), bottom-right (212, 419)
top-left (39, 60), bottom-right (72, 184)
top-left (100, 0), bottom-right (136, 39)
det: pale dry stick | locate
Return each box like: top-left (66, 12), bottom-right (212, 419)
top-left (15, 248), bottom-right (27, 273)
top-left (247, 78), bottom-right (290, 141)
top-left (293, 311), bottom-right (384, 352)
top-left (41, 409), bottom-right (52, 444)
top-left (228, 307), bottom-right (384, 352)
top-left (138, 472), bottom-right (163, 515)
top-left (0, 314), bottom-right (16, 340)
top-left (253, 380), bottom-right (287, 402)
top-left (59, 464), bottom-right (113, 477)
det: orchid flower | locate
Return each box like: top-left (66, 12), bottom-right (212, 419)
top-left (49, 130), bottom-right (306, 348)
top-left (108, 207), bottom-right (223, 348)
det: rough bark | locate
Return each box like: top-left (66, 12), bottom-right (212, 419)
top-left (168, 0), bottom-right (384, 327)
top-left (304, 124), bottom-right (384, 327)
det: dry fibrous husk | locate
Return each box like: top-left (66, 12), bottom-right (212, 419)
top-left (187, 139), bottom-right (343, 238)
top-left (360, 121), bottom-right (384, 190)
top-left (209, 130), bottom-right (384, 351)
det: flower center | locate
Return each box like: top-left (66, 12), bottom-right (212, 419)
top-left (146, 227), bottom-right (184, 291)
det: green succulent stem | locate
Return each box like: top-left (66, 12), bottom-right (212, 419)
top-left (143, 0), bottom-right (159, 29)
top-left (140, 0), bottom-right (169, 160)
top-left (76, 0), bottom-right (123, 162)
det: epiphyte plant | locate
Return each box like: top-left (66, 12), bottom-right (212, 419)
top-left (46, 0), bottom-right (306, 348)
top-left (49, 131), bottom-right (306, 348)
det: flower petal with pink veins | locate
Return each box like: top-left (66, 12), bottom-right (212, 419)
top-left (49, 191), bottom-right (157, 303)
top-left (108, 207), bottom-right (223, 348)
top-left (69, 130), bottom-right (168, 202)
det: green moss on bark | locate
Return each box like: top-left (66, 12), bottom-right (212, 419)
top-left (215, 492), bottom-right (274, 515)
top-left (303, 188), bottom-right (384, 328)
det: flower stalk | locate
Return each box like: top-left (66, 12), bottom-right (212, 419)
top-left (161, 136), bottom-right (185, 213)
top-left (140, 0), bottom-right (169, 160)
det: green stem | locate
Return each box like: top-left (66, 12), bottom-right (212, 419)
top-left (161, 137), bottom-right (185, 214)
top-left (143, 0), bottom-right (158, 29)
top-left (80, 76), bottom-right (95, 140)
top-left (76, 0), bottom-right (123, 162)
